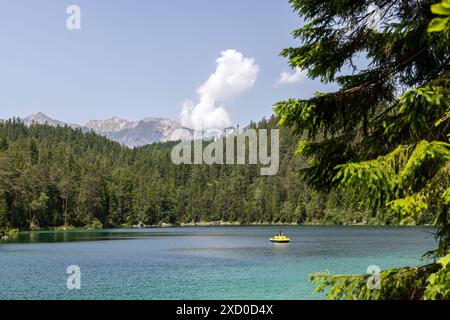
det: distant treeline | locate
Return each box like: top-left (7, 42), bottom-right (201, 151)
top-left (0, 117), bottom-right (435, 231)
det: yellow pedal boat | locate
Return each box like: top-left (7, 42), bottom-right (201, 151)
top-left (270, 235), bottom-right (290, 243)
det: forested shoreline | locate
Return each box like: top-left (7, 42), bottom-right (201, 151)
top-left (0, 116), bottom-right (432, 233)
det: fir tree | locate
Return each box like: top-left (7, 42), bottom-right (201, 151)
top-left (275, 0), bottom-right (450, 299)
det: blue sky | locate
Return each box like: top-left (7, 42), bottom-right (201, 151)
top-left (0, 0), bottom-right (339, 127)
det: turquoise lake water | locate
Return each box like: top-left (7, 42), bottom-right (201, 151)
top-left (0, 226), bottom-right (437, 300)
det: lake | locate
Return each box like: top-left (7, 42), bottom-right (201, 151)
top-left (0, 226), bottom-right (437, 300)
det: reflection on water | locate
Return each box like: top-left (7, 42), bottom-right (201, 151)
top-left (2, 227), bottom-right (281, 243)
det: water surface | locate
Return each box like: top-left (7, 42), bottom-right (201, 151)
top-left (0, 226), bottom-right (437, 299)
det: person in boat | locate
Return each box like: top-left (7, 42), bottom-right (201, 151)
top-left (278, 230), bottom-right (282, 236)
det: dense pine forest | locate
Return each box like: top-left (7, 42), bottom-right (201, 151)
top-left (0, 116), bottom-right (424, 232)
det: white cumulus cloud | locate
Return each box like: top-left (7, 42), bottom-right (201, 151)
top-left (180, 49), bottom-right (259, 130)
top-left (276, 68), bottom-right (307, 86)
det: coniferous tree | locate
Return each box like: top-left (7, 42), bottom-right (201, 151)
top-left (275, 0), bottom-right (450, 299)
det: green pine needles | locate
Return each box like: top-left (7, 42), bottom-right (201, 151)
top-left (276, 0), bottom-right (450, 299)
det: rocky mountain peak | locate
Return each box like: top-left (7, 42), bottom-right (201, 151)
top-left (21, 112), bottom-right (192, 148)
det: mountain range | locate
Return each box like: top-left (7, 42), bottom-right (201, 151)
top-left (21, 112), bottom-right (193, 148)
